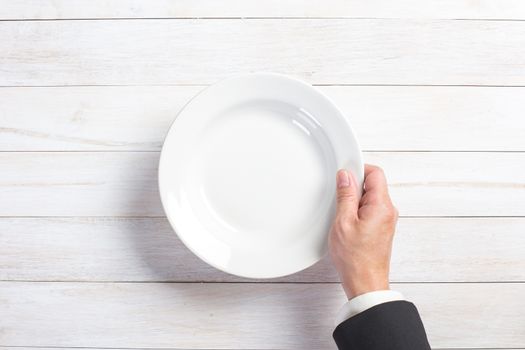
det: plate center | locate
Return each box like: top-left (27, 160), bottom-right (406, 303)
top-left (191, 100), bottom-right (333, 245)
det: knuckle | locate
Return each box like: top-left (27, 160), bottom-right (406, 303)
top-left (334, 215), bottom-right (353, 233)
top-left (386, 213), bottom-right (396, 225)
top-left (337, 189), bottom-right (356, 203)
top-left (381, 204), bottom-right (398, 221)
top-left (387, 207), bottom-right (398, 221)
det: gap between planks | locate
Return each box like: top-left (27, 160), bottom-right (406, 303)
top-left (2, 17), bottom-right (525, 21)
top-left (0, 345), bottom-right (523, 350)
top-left (1, 280), bottom-right (525, 284)
top-left (0, 347), bottom-right (522, 350)
top-left (1, 150), bottom-right (525, 153)
top-left (3, 0), bottom-right (525, 21)
top-left (4, 84), bottom-right (525, 88)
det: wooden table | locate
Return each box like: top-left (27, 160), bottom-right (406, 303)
top-left (1, 1), bottom-right (525, 349)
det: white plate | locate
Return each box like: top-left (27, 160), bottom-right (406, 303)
top-left (159, 73), bottom-right (363, 279)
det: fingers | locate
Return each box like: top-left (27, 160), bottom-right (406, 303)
top-left (335, 169), bottom-right (360, 219)
top-left (363, 164), bottom-right (390, 202)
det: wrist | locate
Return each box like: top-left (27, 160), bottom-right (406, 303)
top-left (341, 275), bottom-right (390, 300)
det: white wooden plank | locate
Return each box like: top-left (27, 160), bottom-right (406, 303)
top-left (0, 152), bottom-right (524, 216)
top-left (2, 86), bottom-right (525, 151)
top-left (0, 86), bottom-right (196, 151)
top-left (0, 217), bottom-right (523, 283)
top-left (2, 19), bottom-right (525, 86)
top-left (0, 282), bottom-right (523, 349)
top-left (366, 152), bottom-right (525, 216)
top-left (0, 152), bottom-right (160, 217)
top-left (2, 0), bottom-right (525, 20)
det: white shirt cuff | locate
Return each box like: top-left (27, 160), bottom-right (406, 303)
top-left (334, 290), bottom-right (405, 327)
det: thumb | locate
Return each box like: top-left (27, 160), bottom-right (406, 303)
top-left (335, 169), bottom-right (359, 218)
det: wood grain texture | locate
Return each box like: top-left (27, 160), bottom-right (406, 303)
top-left (2, 0), bottom-right (525, 20)
top-left (2, 19), bottom-right (525, 86)
top-left (367, 151), bottom-right (525, 217)
top-left (0, 152), bottom-right (161, 217)
top-left (1, 152), bottom-right (523, 217)
top-left (2, 85), bottom-right (525, 151)
top-left (1, 282), bottom-right (524, 349)
top-left (0, 217), bottom-right (523, 283)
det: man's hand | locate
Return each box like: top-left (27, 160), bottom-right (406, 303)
top-left (329, 164), bottom-right (398, 300)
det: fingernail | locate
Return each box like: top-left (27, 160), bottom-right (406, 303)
top-left (337, 170), bottom-right (350, 188)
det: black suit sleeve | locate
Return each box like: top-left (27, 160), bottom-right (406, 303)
top-left (333, 300), bottom-right (431, 350)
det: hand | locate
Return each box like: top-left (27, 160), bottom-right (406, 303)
top-left (329, 164), bottom-right (398, 300)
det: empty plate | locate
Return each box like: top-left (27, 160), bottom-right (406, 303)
top-left (159, 73), bottom-right (363, 278)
